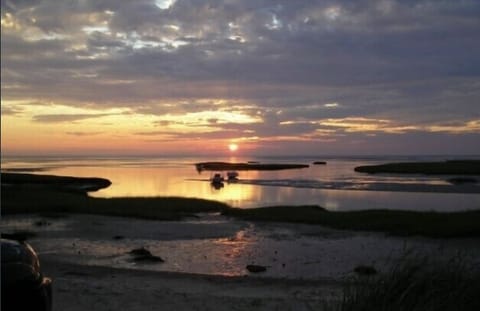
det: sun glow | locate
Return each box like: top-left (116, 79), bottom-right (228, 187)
top-left (228, 143), bottom-right (238, 152)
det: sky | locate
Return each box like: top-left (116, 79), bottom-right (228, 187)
top-left (2, 0), bottom-right (480, 157)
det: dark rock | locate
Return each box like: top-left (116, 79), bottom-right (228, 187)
top-left (246, 265), bottom-right (267, 273)
top-left (132, 255), bottom-right (165, 263)
top-left (129, 247), bottom-right (152, 257)
top-left (128, 247), bottom-right (165, 263)
top-left (313, 161), bottom-right (327, 165)
top-left (34, 220), bottom-right (51, 227)
top-left (113, 235), bottom-right (125, 240)
top-left (354, 265), bottom-right (377, 276)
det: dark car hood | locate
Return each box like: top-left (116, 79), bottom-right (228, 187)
top-left (1, 239), bottom-right (42, 286)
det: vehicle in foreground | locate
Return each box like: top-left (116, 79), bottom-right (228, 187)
top-left (1, 238), bottom-right (52, 311)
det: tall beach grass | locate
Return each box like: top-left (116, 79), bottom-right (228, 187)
top-left (338, 253), bottom-right (480, 311)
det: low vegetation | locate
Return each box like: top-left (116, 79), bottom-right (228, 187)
top-left (2, 184), bottom-right (229, 221)
top-left (338, 253), bottom-right (480, 311)
top-left (222, 205), bottom-right (480, 238)
top-left (2, 172), bottom-right (111, 191)
top-left (195, 161), bottom-right (309, 172)
top-left (354, 160), bottom-right (480, 175)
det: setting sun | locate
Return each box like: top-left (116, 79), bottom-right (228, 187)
top-left (228, 143), bottom-right (238, 152)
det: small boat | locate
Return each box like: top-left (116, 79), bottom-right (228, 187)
top-left (210, 173), bottom-right (225, 189)
top-left (226, 171), bottom-right (239, 181)
top-left (211, 173), bottom-right (225, 184)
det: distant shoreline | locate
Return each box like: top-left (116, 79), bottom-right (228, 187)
top-left (195, 161), bottom-right (309, 172)
top-left (1, 172), bottom-right (111, 192)
top-left (355, 160), bottom-right (480, 175)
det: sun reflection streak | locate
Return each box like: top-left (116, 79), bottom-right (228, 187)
top-left (212, 226), bottom-right (255, 276)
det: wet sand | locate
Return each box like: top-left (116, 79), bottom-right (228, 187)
top-left (41, 259), bottom-right (341, 311)
top-left (3, 213), bottom-right (480, 311)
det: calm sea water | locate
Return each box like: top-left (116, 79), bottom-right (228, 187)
top-left (2, 155), bottom-right (479, 211)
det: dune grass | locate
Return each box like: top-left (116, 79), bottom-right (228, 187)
top-left (338, 253), bottom-right (480, 311)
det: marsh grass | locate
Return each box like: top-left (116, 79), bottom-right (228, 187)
top-left (1, 185), bottom-right (229, 220)
top-left (339, 253), bottom-right (480, 311)
top-left (3, 186), bottom-right (480, 237)
top-left (1, 172), bottom-right (111, 191)
top-left (223, 206), bottom-right (480, 238)
top-left (354, 160), bottom-right (480, 175)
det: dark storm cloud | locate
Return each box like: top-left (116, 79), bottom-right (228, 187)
top-left (2, 0), bottom-right (479, 152)
top-left (4, 0), bottom-right (480, 89)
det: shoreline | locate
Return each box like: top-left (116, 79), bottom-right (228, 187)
top-left (2, 172), bottom-right (480, 238)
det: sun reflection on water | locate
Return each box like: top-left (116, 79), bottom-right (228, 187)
top-left (211, 226), bottom-right (256, 276)
top-left (5, 158), bottom-right (478, 211)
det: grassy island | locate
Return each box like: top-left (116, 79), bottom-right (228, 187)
top-left (354, 160), bottom-right (480, 175)
top-left (2, 184), bottom-right (229, 221)
top-left (195, 162), bottom-right (309, 172)
top-left (2, 172), bottom-right (112, 192)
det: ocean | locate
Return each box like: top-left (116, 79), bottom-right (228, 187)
top-left (2, 155), bottom-right (479, 211)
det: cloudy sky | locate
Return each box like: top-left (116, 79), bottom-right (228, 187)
top-left (2, 0), bottom-right (480, 156)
